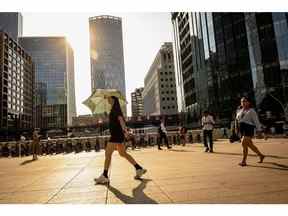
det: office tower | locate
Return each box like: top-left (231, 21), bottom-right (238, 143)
top-left (172, 12), bottom-right (288, 124)
top-left (89, 15), bottom-right (126, 114)
top-left (0, 31), bottom-right (34, 133)
top-left (131, 87), bottom-right (144, 117)
top-left (0, 12), bottom-right (23, 41)
top-left (19, 36), bottom-right (76, 128)
top-left (143, 42), bottom-right (178, 116)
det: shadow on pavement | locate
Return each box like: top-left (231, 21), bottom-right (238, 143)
top-left (247, 163), bottom-right (288, 171)
top-left (168, 149), bottom-right (193, 153)
top-left (107, 178), bottom-right (158, 204)
top-left (213, 152), bottom-right (288, 159)
top-left (20, 159), bottom-right (37, 166)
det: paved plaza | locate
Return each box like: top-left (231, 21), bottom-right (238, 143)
top-left (0, 138), bottom-right (287, 204)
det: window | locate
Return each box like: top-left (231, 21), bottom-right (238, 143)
top-left (163, 106), bottom-right (166, 110)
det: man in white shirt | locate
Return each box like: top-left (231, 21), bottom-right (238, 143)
top-left (158, 119), bottom-right (171, 150)
top-left (201, 111), bottom-right (215, 152)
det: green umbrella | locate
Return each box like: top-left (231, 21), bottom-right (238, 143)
top-left (83, 89), bottom-right (127, 115)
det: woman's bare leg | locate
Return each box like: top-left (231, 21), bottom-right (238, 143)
top-left (240, 137), bottom-right (249, 165)
top-left (117, 144), bottom-right (137, 165)
top-left (246, 139), bottom-right (265, 163)
top-left (104, 143), bottom-right (116, 170)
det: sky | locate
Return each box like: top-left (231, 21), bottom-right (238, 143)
top-left (22, 13), bottom-right (173, 117)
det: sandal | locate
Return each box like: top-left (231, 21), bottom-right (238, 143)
top-left (238, 162), bottom-right (247, 167)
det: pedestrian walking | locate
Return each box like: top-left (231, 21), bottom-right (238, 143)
top-left (236, 97), bottom-right (265, 166)
top-left (201, 111), bottom-right (215, 152)
top-left (157, 118), bottom-right (171, 150)
top-left (31, 129), bottom-right (40, 160)
top-left (94, 96), bottom-right (147, 184)
top-left (125, 128), bottom-right (137, 150)
top-left (19, 134), bottom-right (26, 157)
top-left (179, 126), bottom-right (188, 146)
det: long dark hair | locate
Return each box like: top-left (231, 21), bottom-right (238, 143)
top-left (111, 96), bottom-right (123, 117)
top-left (241, 96), bottom-right (253, 108)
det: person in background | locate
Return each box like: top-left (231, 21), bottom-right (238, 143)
top-left (236, 97), bottom-right (265, 166)
top-left (157, 118), bottom-right (171, 150)
top-left (94, 96), bottom-right (146, 184)
top-left (201, 111), bottom-right (215, 153)
top-left (179, 126), bottom-right (188, 146)
top-left (19, 134), bottom-right (26, 157)
top-left (126, 128), bottom-right (137, 150)
top-left (31, 129), bottom-right (40, 160)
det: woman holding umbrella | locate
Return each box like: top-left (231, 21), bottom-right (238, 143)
top-left (94, 96), bottom-right (147, 184)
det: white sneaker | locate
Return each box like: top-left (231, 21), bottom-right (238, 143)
top-left (135, 168), bottom-right (147, 179)
top-left (94, 174), bottom-right (109, 184)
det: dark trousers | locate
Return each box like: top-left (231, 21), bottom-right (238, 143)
top-left (158, 133), bottom-right (170, 149)
top-left (203, 130), bottom-right (213, 150)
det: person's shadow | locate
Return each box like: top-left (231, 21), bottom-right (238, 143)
top-left (107, 179), bottom-right (158, 204)
top-left (20, 158), bottom-right (38, 166)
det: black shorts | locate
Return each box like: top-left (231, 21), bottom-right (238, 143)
top-left (109, 132), bottom-right (125, 143)
top-left (239, 122), bottom-right (255, 137)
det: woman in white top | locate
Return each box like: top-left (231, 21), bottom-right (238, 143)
top-left (236, 97), bottom-right (265, 166)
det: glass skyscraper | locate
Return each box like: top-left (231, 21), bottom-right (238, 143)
top-left (0, 12), bottom-right (23, 41)
top-left (19, 37), bottom-right (76, 128)
top-left (89, 15), bottom-right (126, 114)
top-left (172, 12), bottom-right (288, 125)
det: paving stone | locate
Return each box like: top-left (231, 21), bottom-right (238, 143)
top-left (0, 138), bottom-right (287, 204)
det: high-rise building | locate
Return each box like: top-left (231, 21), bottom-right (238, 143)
top-left (143, 42), bottom-right (178, 116)
top-left (131, 87), bottom-right (144, 117)
top-left (0, 31), bottom-right (34, 132)
top-left (89, 15), bottom-right (126, 113)
top-left (19, 37), bottom-right (76, 128)
top-left (0, 12), bottom-right (23, 41)
top-left (172, 12), bottom-right (288, 124)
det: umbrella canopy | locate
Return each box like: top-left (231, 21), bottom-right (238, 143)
top-left (83, 89), bottom-right (127, 115)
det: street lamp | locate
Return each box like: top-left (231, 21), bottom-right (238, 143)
top-left (266, 87), bottom-right (288, 122)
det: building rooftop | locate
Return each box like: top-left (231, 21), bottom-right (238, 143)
top-left (89, 15), bottom-right (122, 21)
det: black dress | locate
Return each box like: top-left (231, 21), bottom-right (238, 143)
top-left (109, 111), bottom-right (125, 143)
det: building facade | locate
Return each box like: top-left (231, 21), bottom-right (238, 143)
top-left (0, 12), bottom-right (23, 41)
top-left (131, 87), bottom-right (144, 117)
top-left (172, 12), bottom-right (288, 124)
top-left (89, 15), bottom-right (126, 106)
top-left (0, 31), bottom-right (34, 132)
top-left (143, 42), bottom-right (178, 116)
top-left (19, 37), bottom-right (76, 129)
